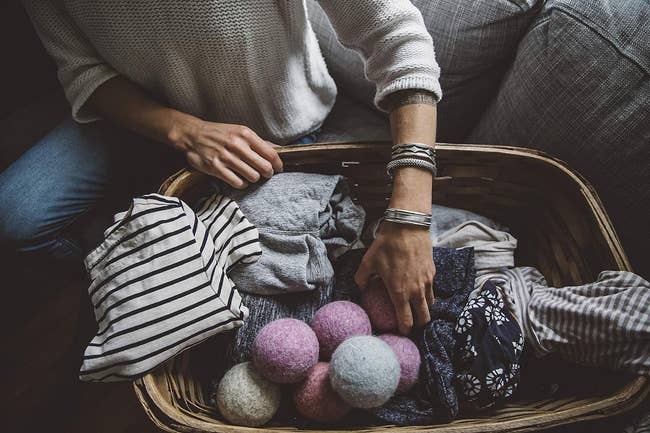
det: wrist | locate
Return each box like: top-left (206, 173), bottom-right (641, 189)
top-left (166, 111), bottom-right (202, 152)
top-left (389, 167), bottom-right (432, 214)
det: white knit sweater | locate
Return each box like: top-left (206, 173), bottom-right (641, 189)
top-left (22, 0), bottom-right (441, 143)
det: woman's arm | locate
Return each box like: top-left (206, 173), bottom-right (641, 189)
top-left (88, 77), bottom-right (283, 188)
top-left (22, 0), bottom-right (282, 188)
top-left (317, 0), bottom-right (441, 334)
top-left (355, 103), bottom-right (437, 335)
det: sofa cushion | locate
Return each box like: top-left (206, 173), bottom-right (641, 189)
top-left (468, 0), bottom-right (650, 277)
top-left (307, 0), bottom-right (542, 142)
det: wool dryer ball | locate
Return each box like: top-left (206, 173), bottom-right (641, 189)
top-left (216, 362), bottom-right (281, 427)
top-left (360, 279), bottom-right (398, 332)
top-left (311, 301), bottom-right (372, 358)
top-left (292, 362), bottom-right (351, 423)
top-left (329, 335), bottom-right (401, 408)
top-left (252, 318), bottom-right (319, 383)
top-left (378, 333), bottom-right (421, 394)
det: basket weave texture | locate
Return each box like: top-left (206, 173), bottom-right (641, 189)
top-left (134, 142), bottom-right (648, 433)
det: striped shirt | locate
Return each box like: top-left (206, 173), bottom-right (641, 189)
top-left (80, 193), bottom-right (260, 382)
top-left (479, 268), bottom-right (650, 376)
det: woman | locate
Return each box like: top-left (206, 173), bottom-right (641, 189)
top-left (2, 0), bottom-right (442, 335)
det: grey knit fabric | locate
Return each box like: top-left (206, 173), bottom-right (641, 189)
top-left (216, 173), bottom-right (366, 295)
top-left (22, 0), bottom-right (441, 143)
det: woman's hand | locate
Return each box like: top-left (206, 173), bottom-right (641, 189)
top-left (355, 222), bottom-right (436, 335)
top-left (170, 118), bottom-right (283, 189)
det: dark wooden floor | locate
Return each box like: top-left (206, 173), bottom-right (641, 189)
top-left (7, 268), bottom-right (163, 433)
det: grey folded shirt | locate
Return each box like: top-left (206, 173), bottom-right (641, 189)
top-left (214, 172), bottom-right (366, 295)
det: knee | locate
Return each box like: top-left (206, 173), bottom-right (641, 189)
top-left (0, 172), bottom-right (57, 251)
top-left (0, 187), bottom-right (43, 250)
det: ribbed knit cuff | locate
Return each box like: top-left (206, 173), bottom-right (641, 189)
top-left (379, 89), bottom-right (438, 112)
top-left (68, 66), bottom-right (120, 123)
top-left (375, 75), bottom-right (442, 113)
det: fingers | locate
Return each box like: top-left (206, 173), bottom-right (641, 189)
top-left (221, 152), bottom-right (261, 183)
top-left (249, 138), bottom-right (283, 173)
top-left (425, 280), bottom-right (435, 306)
top-left (388, 289), bottom-right (414, 336)
top-left (186, 151), bottom-right (248, 189)
top-left (412, 293), bottom-right (431, 327)
top-left (225, 127), bottom-right (283, 178)
top-left (354, 256), bottom-right (373, 290)
top-left (237, 146), bottom-right (275, 179)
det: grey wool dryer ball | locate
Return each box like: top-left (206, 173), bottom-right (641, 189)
top-left (329, 335), bottom-right (401, 409)
top-left (216, 362), bottom-right (281, 427)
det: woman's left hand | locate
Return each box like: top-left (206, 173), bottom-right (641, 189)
top-left (355, 221), bottom-right (436, 335)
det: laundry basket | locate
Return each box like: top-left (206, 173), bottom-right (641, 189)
top-left (134, 142), bottom-right (648, 433)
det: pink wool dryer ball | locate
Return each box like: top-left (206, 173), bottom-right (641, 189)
top-left (311, 301), bottom-right (372, 359)
top-left (252, 318), bottom-right (319, 384)
top-left (293, 362), bottom-right (351, 422)
top-left (379, 334), bottom-right (421, 394)
top-left (360, 279), bottom-right (398, 332)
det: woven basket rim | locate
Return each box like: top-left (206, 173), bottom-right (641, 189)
top-left (134, 142), bottom-right (643, 433)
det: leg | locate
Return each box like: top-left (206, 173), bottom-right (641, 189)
top-left (0, 116), bottom-right (183, 264)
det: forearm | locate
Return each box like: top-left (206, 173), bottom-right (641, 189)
top-left (88, 75), bottom-right (198, 150)
top-left (388, 103), bottom-right (437, 214)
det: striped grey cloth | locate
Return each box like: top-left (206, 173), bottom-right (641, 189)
top-left (481, 268), bottom-right (650, 375)
top-left (80, 193), bottom-right (260, 382)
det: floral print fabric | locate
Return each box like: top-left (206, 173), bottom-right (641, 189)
top-left (454, 279), bottom-right (523, 410)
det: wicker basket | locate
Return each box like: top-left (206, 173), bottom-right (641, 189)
top-left (134, 142), bottom-right (648, 433)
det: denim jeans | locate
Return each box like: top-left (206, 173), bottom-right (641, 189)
top-left (0, 117), bottom-right (183, 263)
top-left (0, 117), bottom-right (320, 265)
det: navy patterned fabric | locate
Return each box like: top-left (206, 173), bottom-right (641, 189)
top-left (372, 247), bottom-right (476, 425)
top-left (454, 280), bottom-right (524, 410)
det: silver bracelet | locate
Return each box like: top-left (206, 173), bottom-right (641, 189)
top-left (387, 157), bottom-right (437, 178)
top-left (392, 142), bottom-right (435, 153)
top-left (392, 143), bottom-right (435, 158)
top-left (376, 208), bottom-right (432, 232)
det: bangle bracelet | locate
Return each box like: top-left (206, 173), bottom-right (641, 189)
top-left (383, 207), bottom-right (432, 227)
top-left (389, 142), bottom-right (437, 179)
top-left (392, 142), bottom-right (435, 153)
top-left (387, 157), bottom-right (437, 179)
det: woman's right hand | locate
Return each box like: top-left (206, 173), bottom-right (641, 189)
top-left (170, 117), bottom-right (283, 189)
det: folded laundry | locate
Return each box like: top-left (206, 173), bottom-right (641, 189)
top-left (212, 173), bottom-right (366, 295)
top-left (454, 279), bottom-right (524, 410)
top-left (80, 194), bottom-right (259, 382)
top-left (480, 268), bottom-right (650, 376)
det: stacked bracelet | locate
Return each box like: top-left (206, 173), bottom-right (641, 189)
top-left (372, 208), bottom-right (433, 237)
top-left (383, 207), bottom-right (432, 228)
top-left (387, 142), bottom-right (437, 179)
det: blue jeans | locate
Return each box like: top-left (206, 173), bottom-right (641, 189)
top-left (0, 117), bottom-right (183, 263)
top-left (0, 117), bottom-right (319, 265)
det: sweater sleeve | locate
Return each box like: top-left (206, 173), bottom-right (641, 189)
top-left (21, 0), bottom-right (120, 122)
top-left (315, 0), bottom-right (442, 111)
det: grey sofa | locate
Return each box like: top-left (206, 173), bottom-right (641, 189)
top-left (1, 0), bottom-right (648, 278)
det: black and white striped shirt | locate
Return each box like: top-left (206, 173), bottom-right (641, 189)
top-left (80, 194), bottom-right (260, 382)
